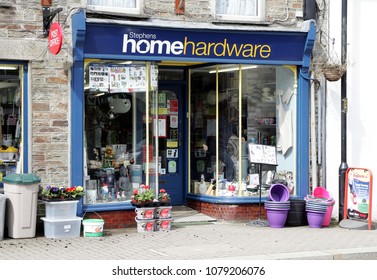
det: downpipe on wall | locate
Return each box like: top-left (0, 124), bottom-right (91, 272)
top-left (338, 0), bottom-right (348, 222)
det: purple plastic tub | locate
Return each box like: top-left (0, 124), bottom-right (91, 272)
top-left (268, 184), bottom-right (290, 202)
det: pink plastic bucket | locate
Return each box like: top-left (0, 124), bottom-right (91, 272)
top-left (322, 202), bottom-right (335, 227)
top-left (313, 186), bottom-right (330, 199)
top-left (268, 184), bottom-right (290, 202)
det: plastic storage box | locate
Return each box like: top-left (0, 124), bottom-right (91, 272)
top-left (41, 217), bottom-right (83, 239)
top-left (43, 200), bottom-right (79, 219)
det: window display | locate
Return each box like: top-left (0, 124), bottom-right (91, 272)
top-left (84, 60), bottom-right (158, 204)
top-left (189, 64), bottom-right (296, 197)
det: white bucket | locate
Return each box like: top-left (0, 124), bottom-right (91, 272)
top-left (82, 219), bottom-right (104, 237)
top-left (135, 207), bottom-right (155, 219)
top-left (155, 206), bottom-right (172, 219)
top-left (135, 217), bottom-right (155, 233)
top-left (155, 218), bottom-right (172, 231)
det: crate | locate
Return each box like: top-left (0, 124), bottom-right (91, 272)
top-left (43, 200), bottom-right (78, 219)
top-left (41, 217), bottom-right (82, 239)
top-left (155, 218), bottom-right (172, 231)
top-left (155, 206), bottom-right (172, 219)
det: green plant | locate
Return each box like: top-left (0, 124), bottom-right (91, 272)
top-left (39, 185), bottom-right (85, 200)
top-left (132, 185), bottom-right (155, 202)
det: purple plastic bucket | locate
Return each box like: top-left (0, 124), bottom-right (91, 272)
top-left (264, 201), bottom-right (290, 210)
top-left (268, 184), bottom-right (290, 202)
top-left (306, 210), bottom-right (326, 228)
top-left (266, 209), bottom-right (289, 228)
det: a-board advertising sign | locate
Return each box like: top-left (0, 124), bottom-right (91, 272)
top-left (344, 167), bottom-right (373, 230)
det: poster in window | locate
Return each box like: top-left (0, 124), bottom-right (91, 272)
top-left (109, 65), bottom-right (129, 92)
top-left (153, 116), bottom-right (167, 138)
top-left (88, 64), bottom-right (109, 92)
top-left (168, 99), bottom-right (178, 114)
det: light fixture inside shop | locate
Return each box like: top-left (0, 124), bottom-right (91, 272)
top-left (209, 65), bottom-right (257, 74)
top-left (0, 65), bottom-right (18, 70)
top-left (119, 61), bottom-right (133, 65)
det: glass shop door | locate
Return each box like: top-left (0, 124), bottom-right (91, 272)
top-left (156, 82), bottom-right (186, 205)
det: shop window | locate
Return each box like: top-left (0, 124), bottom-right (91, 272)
top-left (0, 64), bottom-right (23, 185)
top-left (189, 64), bottom-right (296, 198)
top-left (215, 0), bottom-right (266, 22)
top-left (87, 0), bottom-right (144, 15)
top-left (83, 60), bottom-right (158, 204)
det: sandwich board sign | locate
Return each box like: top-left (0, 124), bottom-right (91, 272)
top-left (343, 167), bottom-right (373, 230)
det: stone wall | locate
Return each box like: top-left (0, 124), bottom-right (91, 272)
top-left (0, 0), bottom-right (80, 185)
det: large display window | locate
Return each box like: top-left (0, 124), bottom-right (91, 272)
top-left (189, 64), bottom-right (297, 198)
top-left (83, 60), bottom-right (159, 204)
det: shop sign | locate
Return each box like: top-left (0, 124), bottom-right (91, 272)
top-left (85, 25), bottom-right (309, 64)
top-left (48, 22), bottom-right (63, 55)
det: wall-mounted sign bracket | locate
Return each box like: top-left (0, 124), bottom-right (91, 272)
top-left (43, 7), bottom-right (63, 37)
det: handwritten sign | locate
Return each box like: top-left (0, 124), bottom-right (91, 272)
top-left (248, 144), bottom-right (277, 166)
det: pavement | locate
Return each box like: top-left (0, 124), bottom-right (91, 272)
top-left (1, 206), bottom-right (377, 260)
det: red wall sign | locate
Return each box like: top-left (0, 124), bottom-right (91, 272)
top-left (48, 22), bottom-right (63, 55)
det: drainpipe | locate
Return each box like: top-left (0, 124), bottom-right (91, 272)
top-left (338, 0), bottom-right (348, 222)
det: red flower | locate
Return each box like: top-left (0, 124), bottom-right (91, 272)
top-left (160, 188), bottom-right (166, 193)
top-left (133, 189), bottom-right (139, 195)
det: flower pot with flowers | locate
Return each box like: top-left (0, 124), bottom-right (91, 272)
top-left (39, 185), bottom-right (85, 201)
top-left (131, 185), bottom-right (156, 207)
top-left (158, 188), bottom-right (171, 205)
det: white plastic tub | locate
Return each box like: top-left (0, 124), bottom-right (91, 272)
top-left (41, 217), bottom-right (82, 239)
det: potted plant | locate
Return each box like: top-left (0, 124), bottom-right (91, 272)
top-left (158, 188), bottom-right (171, 205)
top-left (322, 62), bottom-right (347, 82)
top-left (131, 185), bottom-right (156, 207)
top-left (39, 185), bottom-right (85, 201)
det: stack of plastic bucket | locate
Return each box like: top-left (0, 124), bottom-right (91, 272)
top-left (264, 184), bottom-right (290, 228)
top-left (313, 186), bottom-right (335, 227)
top-left (305, 196), bottom-right (328, 228)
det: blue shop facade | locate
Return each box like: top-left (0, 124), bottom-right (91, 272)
top-left (71, 10), bottom-right (316, 220)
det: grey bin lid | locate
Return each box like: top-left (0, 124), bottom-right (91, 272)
top-left (3, 173), bottom-right (41, 184)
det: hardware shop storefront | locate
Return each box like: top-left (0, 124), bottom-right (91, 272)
top-left (71, 10), bottom-right (316, 227)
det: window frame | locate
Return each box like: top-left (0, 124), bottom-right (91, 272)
top-left (87, 0), bottom-right (144, 15)
top-left (214, 0), bottom-right (266, 22)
